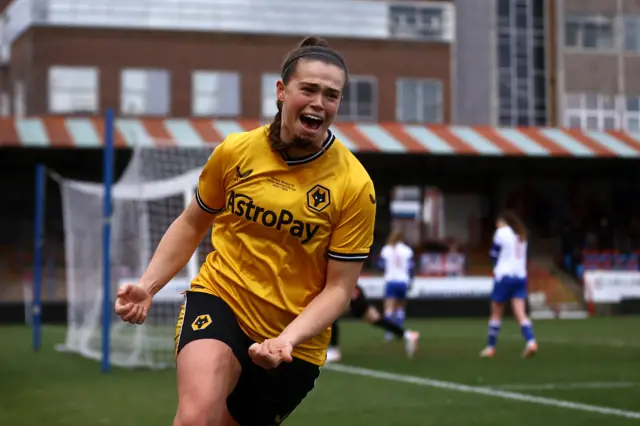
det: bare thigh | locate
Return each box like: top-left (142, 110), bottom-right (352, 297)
top-left (173, 339), bottom-right (242, 426)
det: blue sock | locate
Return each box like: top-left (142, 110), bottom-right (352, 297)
top-left (487, 319), bottom-right (501, 348)
top-left (395, 308), bottom-right (406, 327)
top-left (520, 320), bottom-right (535, 344)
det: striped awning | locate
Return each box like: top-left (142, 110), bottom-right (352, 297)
top-left (1, 117), bottom-right (640, 157)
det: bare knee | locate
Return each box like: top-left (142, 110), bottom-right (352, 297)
top-left (511, 298), bottom-right (529, 323)
top-left (383, 299), bottom-right (394, 314)
top-left (490, 302), bottom-right (504, 321)
top-left (364, 306), bottom-right (380, 323)
top-left (174, 340), bottom-right (241, 426)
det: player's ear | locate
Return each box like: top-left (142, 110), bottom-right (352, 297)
top-left (276, 80), bottom-right (286, 103)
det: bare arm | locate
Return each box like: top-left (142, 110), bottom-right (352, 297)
top-left (279, 259), bottom-right (363, 347)
top-left (139, 198), bottom-right (214, 296)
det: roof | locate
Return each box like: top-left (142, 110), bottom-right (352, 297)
top-left (1, 117), bottom-right (639, 157)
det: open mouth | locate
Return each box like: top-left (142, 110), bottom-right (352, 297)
top-left (299, 114), bottom-right (324, 131)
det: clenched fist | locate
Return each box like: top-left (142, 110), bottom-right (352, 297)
top-left (248, 336), bottom-right (294, 370)
top-left (114, 283), bottom-right (152, 324)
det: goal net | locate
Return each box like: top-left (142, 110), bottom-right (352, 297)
top-left (56, 146), bottom-right (214, 369)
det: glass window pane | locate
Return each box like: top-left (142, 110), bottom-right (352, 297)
top-left (534, 43), bottom-right (544, 69)
top-left (624, 18), bottom-right (638, 51)
top-left (397, 79), bottom-right (441, 123)
top-left (499, 42), bottom-right (511, 67)
top-left (50, 92), bottom-right (72, 113)
top-left (398, 81), bottom-right (418, 122)
top-left (356, 81), bottom-right (374, 104)
top-left (515, 3), bottom-right (527, 27)
top-left (517, 115), bottom-right (530, 126)
top-left (566, 93), bottom-right (582, 109)
top-left (194, 96), bottom-right (215, 116)
top-left (499, 82), bottom-right (511, 108)
top-left (261, 73), bottom-right (279, 118)
top-left (565, 21), bottom-right (579, 47)
top-left (583, 22), bottom-right (598, 48)
top-left (498, 0), bottom-right (510, 19)
top-left (598, 22), bottom-right (614, 48)
top-left (586, 115), bottom-right (599, 129)
top-left (48, 67), bottom-right (98, 113)
top-left (627, 97), bottom-right (640, 112)
top-left (603, 116), bottom-right (616, 129)
top-left (626, 117), bottom-right (640, 131)
top-left (123, 70), bottom-right (147, 91)
top-left (193, 72), bottom-right (216, 94)
top-left (585, 93), bottom-right (598, 109)
top-left (601, 94), bottom-right (615, 110)
top-left (357, 102), bottom-right (374, 119)
top-left (568, 115), bottom-right (582, 129)
top-left (121, 93), bottom-right (145, 114)
top-left (516, 94), bottom-right (529, 110)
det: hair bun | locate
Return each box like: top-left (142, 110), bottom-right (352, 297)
top-left (299, 36), bottom-right (329, 48)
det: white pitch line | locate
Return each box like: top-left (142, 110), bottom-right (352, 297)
top-left (487, 382), bottom-right (636, 391)
top-left (498, 335), bottom-right (640, 349)
top-left (324, 364), bottom-right (640, 420)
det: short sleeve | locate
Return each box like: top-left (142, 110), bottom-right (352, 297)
top-left (489, 229), bottom-right (504, 259)
top-left (328, 180), bottom-right (376, 262)
top-left (195, 142), bottom-right (227, 214)
top-left (380, 246), bottom-right (390, 261)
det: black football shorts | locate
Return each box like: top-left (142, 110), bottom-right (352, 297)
top-left (175, 291), bottom-right (320, 425)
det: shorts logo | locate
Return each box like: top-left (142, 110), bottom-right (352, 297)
top-left (191, 314), bottom-right (212, 331)
top-left (306, 184), bottom-right (331, 213)
top-left (227, 191), bottom-right (320, 244)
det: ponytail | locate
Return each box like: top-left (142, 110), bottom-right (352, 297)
top-left (268, 100), bottom-right (287, 153)
top-left (500, 211), bottom-right (527, 242)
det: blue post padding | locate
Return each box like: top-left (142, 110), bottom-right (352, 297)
top-left (32, 164), bottom-right (46, 352)
top-left (101, 108), bottom-right (115, 373)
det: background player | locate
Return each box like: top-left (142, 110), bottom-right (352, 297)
top-left (114, 36), bottom-right (377, 426)
top-left (379, 230), bottom-right (415, 341)
top-left (480, 211), bottom-right (538, 359)
top-left (326, 283), bottom-right (420, 363)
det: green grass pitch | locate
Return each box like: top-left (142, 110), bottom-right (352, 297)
top-left (1, 317), bottom-right (639, 425)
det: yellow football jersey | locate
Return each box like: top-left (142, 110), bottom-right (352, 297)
top-left (191, 125), bottom-right (376, 366)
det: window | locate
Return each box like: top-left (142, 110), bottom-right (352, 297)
top-left (624, 17), bottom-right (640, 52)
top-left (389, 3), bottom-right (452, 42)
top-left (625, 96), bottom-right (640, 132)
top-left (191, 71), bottom-right (240, 117)
top-left (121, 69), bottom-right (170, 115)
top-left (564, 93), bottom-right (619, 130)
top-left (396, 78), bottom-right (442, 123)
top-left (48, 66), bottom-right (99, 114)
top-left (338, 76), bottom-right (377, 121)
top-left (496, 0), bottom-right (547, 127)
top-left (261, 73), bottom-right (280, 119)
top-left (565, 14), bottom-right (614, 50)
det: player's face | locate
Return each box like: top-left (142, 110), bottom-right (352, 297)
top-left (496, 218), bottom-right (507, 228)
top-left (277, 60), bottom-right (345, 149)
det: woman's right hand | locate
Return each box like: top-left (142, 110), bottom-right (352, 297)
top-left (114, 283), bottom-right (152, 324)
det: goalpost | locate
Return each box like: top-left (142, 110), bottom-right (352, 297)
top-left (42, 113), bottom-right (217, 369)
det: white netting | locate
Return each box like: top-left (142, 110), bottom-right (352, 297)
top-left (56, 146), bottom-right (215, 369)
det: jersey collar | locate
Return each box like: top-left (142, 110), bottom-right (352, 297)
top-left (280, 129), bottom-right (336, 166)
